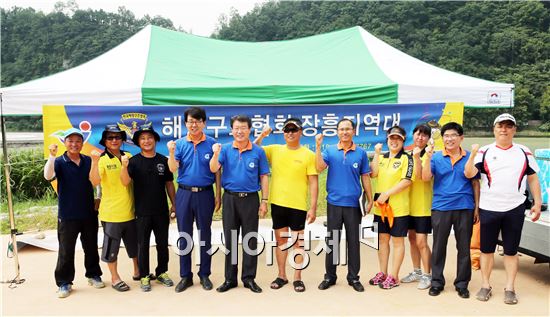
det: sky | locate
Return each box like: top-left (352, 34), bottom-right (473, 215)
top-left (1, 0), bottom-right (266, 36)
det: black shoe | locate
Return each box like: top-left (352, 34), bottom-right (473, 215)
top-left (199, 276), bottom-right (213, 291)
top-left (216, 280), bottom-right (238, 293)
top-left (429, 286), bottom-right (443, 296)
top-left (243, 279), bottom-right (262, 293)
top-left (348, 280), bottom-right (365, 292)
top-left (456, 287), bottom-right (470, 298)
top-left (318, 279), bottom-right (336, 290)
top-left (174, 277), bottom-right (193, 293)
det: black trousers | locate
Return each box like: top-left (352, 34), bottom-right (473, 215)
top-left (136, 214), bottom-right (170, 278)
top-left (55, 217), bottom-right (102, 286)
top-left (325, 203), bottom-right (362, 282)
top-left (222, 193), bottom-right (260, 282)
top-left (431, 209), bottom-right (473, 289)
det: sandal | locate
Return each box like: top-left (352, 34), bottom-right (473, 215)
top-left (476, 287), bottom-right (492, 301)
top-left (270, 277), bottom-right (289, 290)
top-left (293, 280), bottom-right (306, 292)
top-left (504, 289), bottom-right (518, 305)
top-left (112, 281), bottom-right (130, 292)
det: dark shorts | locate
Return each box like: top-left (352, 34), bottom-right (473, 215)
top-left (480, 204), bottom-right (525, 256)
top-left (101, 219), bottom-right (138, 262)
top-left (271, 204), bottom-right (307, 231)
top-left (407, 216), bottom-right (432, 234)
top-left (373, 215), bottom-right (409, 237)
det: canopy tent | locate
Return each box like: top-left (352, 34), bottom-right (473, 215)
top-left (0, 25), bottom-right (513, 115)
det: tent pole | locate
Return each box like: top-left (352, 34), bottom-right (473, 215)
top-left (0, 92), bottom-right (23, 286)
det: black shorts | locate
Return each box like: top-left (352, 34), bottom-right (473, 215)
top-left (480, 204), bottom-right (525, 256)
top-left (407, 216), bottom-right (432, 234)
top-left (101, 220), bottom-right (138, 262)
top-left (271, 204), bottom-right (307, 231)
top-left (373, 215), bottom-right (409, 237)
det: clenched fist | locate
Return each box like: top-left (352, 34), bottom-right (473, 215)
top-left (315, 134), bottom-right (324, 148)
top-left (212, 143), bottom-right (221, 154)
top-left (167, 140), bottom-right (176, 153)
top-left (374, 143), bottom-right (383, 155)
top-left (260, 125), bottom-right (272, 138)
top-left (121, 155), bottom-right (129, 167)
top-left (48, 144), bottom-right (58, 157)
top-left (90, 150), bottom-right (101, 162)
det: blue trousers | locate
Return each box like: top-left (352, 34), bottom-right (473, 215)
top-left (176, 187), bottom-right (214, 279)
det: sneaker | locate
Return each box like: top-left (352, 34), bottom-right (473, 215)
top-left (87, 276), bottom-right (105, 289)
top-left (379, 275), bottom-right (399, 290)
top-left (417, 274), bottom-right (431, 290)
top-left (156, 272), bottom-right (174, 287)
top-left (57, 284), bottom-right (72, 298)
top-left (400, 271), bottom-right (422, 283)
top-left (368, 272), bottom-right (387, 286)
top-left (140, 276), bottom-right (152, 292)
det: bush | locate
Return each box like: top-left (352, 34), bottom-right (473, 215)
top-left (538, 121), bottom-right (550, 132)
top-left (1, 148), bottom-right (54, 202)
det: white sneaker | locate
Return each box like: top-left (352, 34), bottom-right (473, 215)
top-left (57, 284), bottom-right (72, 298)
top-left (417, 274), bottom-right (432, 290)
top-left (88, 276), bottom-right (105, 288)
top-left (400, 271), bottom-right (421, 283)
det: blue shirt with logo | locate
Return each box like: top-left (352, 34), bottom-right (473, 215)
top-left (174, 135), bottom-right (217, 186)
top-left (218, 142), bottom-right (270, 192)
top-left (323, 144), bottom-right (370, 207)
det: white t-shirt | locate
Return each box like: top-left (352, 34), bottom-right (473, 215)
top-left (474, 142), bottom-right (539, 211)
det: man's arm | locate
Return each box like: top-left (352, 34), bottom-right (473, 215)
top-left (306, 175), bottom-right (318, 224)
top-left (44, 144), bottom-right (57, 180)
top-left (209, 143), bottom-right (222, 173)
top-left (258, 174), bottom-right (269, 218)
top-left (315, 134), bottom-right (327, 172)
top-left (214, 170), bottom-right (222, 213)
top-left (464, 144), bottom-right (480, 179)
top-left (89, 150), bottom-right (102, 186)
top-left (412, 147), bottom-right (423, 181)
top-left (370, 143), bottom-right (382, 178)
top-left (166, 181), bottom-right (176, 214)
top-left (119, 155), bottom-right (131, 186)
top-left (361, 173), bottom-right (374, 214)
top-left (471, 179), bottom-right (480, 224)
top-left (167, 140), bottom-right (179, 173)
top-left (421, 145), bottom-right (434, 181)
top-left (527, 173), bottom-right (542, 222)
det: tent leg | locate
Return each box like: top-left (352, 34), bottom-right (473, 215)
top-left (0, 93), bottom-right (24, 287)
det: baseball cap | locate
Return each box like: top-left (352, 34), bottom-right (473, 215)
top-left (387, 126), bottom-right (406, 140)
top-left (493, 113), bottom-right (516, 126)
top-left (282, 118), bottom-right (303, 131)
top-left (63, 128), bottom-right (84, 141)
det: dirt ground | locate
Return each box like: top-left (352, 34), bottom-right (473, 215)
top-left (2, 217), bottom-right (549, 316)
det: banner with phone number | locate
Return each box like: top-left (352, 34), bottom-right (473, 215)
top-left (43, 103), bottom-right (463, 158)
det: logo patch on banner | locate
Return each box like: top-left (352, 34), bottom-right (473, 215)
top-left (117, 113), bottom-right (151, 144)
top-left (487, 92), bottom-right (501, 105)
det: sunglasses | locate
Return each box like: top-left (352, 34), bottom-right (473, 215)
top-left (106, 135), bottom-right (123, 141)
top-left (283, 127), bottom-right (300, 133)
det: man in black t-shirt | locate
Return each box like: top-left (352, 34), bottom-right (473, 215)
top-left (120, 125), bottom-right (176, 292)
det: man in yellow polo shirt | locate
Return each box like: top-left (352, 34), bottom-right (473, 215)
top-left (255, 118), bottom-right (318, 293)
top-left (90, 124), bottom-right (139, 292)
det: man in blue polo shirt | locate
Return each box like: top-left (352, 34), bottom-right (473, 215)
top-left (167, 107), bottom-right (221, 293)
top-left (44, 128), bottom-right (104, 298)
top-left (421, 122), bottom-right (479, 298)
top-left (315, 118), bottom-right (373, 292)
top-left (209, 115), bottom-right (270, 293)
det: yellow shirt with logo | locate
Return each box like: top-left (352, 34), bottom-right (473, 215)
top-left (98, 151), bottom-right (134, 222)
top-left (264, 144), bottom-right (318, 211)
top-left (409, 151), bottom-right (433, 217)
top-left (373, 150), bottom-right (413, 217)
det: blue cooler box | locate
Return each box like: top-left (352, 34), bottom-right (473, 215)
top-left (534, 148), bottom-right (549, 205)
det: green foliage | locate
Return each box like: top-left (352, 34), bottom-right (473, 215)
top-left (3, 116), bottom-right (43, 132)
top-left (1, 149), bottom-right (54, 201)
top-left (214, 0), bottom-right (550, 129)
top-left (1, 4), bottom-right (176, 87)
top-left (538, 121), bottom-right (550, 132)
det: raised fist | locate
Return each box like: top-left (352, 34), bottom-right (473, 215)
top-left (261, 125), bottom-right (272, 137)
top-left (48, 144), bottom-right (58, 157)
top-left (413, 146), bottom-right (422, 158)
top-left (374, 143), bottom-right (383, 155)
top-left (425, 144), bottom-right (434, 157)
top-left (315, 134), bottom-right (324, 148)
top-left (212, 143), bottom-right (221, 154)
top-left (121, 155), bottom-right (129, 167)
top-left (167, 140), bottom-right (176, 153)
top-left (90, 150), bottom-right (101, 161)
top-left (471, 143), bottom-right (480, 154)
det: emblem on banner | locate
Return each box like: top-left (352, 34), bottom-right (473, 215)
top-left (50, 121), bottom-right (92, 144)
top-left (117, 112), bottom-right (151, 145)
top-left (487, 92), bottom-right (501, 104)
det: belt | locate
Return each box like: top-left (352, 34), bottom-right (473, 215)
top-left (178, 184), bottom-right (211, 192)
top-left (224, 190), bottom-right (257, 198)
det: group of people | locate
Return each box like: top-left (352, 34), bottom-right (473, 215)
top-left (46, 108), bottom-right (542, 305)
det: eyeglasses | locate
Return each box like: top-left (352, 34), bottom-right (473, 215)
top-left (283, 128), bottom-right (300, 133)
top-left (442, 133), bottom-right (460, 139)
top-left (106, 135), bottom-right (123, 141)
top-left (186, 120), bottom-right (203, 126)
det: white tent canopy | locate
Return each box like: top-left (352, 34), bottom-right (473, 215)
top-left (0, 25), bottom-right (514, 115)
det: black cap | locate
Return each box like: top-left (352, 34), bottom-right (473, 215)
top-left (387, 126), bottom-right (406, 141)
top-left (282, 118), bottom-right (303, 131)
top-left (99, 124), bottom-right (127, 146)
top-left (132, 123), bottom-right (160, 146)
